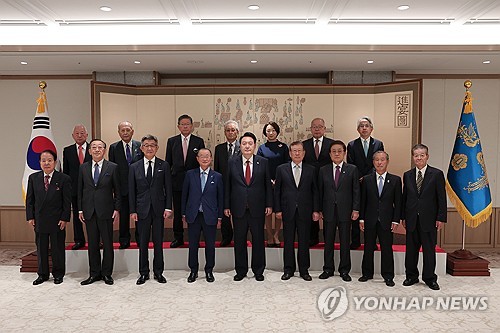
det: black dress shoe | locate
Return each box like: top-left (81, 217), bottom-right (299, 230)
top-left (309, 239), bottom-right (319, 248)
top-left (187, 272), bottom-right (198, 283)
top-left (136, 275), bottom-right (150, 285)
top-left (255, 274), bottom-right (264, 281)
top-left (103, 276), bottom-right (114, 285)
top-left (81, 276), bottom-right (102, 285)
top-left (350, 243), bottom-right (361, 250)
top-left (33, 276), bottom-right (48, 285)
top-left (71, 242), bottom-right (85, 250)
top-left (426, 281), bottom-right (440, 290)
top-left (358, 276), bottom-right (373, 282)
top-left (154, 274), bottom-right (167, 283)
top-left (266, 242), bottom-right (277, 248)
top-left (318, 271), bottom-right (334, 279)
top-left (119, 243), bottom-right (130, 249)
top-left (402, 278), bottom-right (419, 286)
top-left (170, 239), bottom-right (184, 248)
top-left (340, 273), bottom-right (352, 282)
top-left (281, 272), bottom-right (293, 280)
top-left (300, 273), bottom-right (312, 281)
top-left (53, 277), bottom-right (63, 285)
top-left (233, 274), bottom-right (246, 281)
top-left (385, 279), bottom-right (395, 287)
top-left (206, 272), bottom-right (215, 283)
top-left (219, 239), bottom-right (231, 247)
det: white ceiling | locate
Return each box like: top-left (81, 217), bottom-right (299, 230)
top-left (1, 0), bottom-right (500, 75)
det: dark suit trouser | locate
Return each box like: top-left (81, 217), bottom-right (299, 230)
top-left (323, 207), bottom-right (351, 274)
top-left (36, 229), bottom-right (66, 279)
top-left (310, 220), bottom-right (320, 243)
top-left (283, 211), bottom-right (310, 275)
top-left (233, 210), bottom-right (266, 276)
top-left (138, 210), bottom-right (165, 276)
top-left (172, 191), bottom-right (184, 241)
top-left (362, 221), bottom-right (394, 280)
top-left (220, 214), bottom-right (233, 243)
top-left (405, 217), bottom-right (438, 283)
top-left (351, 218), bottom-right (361, 247)
top-left (71, 195), bottom-right (86, 244)
top-left (188, 212), bottom-right (216, 273)
top-left (86, 214), bottom-right (114, 277)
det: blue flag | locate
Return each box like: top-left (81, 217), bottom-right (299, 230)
top-left (446, 89), bottom-right (492, 228)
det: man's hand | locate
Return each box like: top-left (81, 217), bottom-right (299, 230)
top-left (351, 210), bottom-right (359, 221)
top-left (58, 221), bottom-right (67, 230)
top-left (224, 209), bottom-right (231, 217)
top-left (130, 213), bottom-right (138, 222)
top-left (436, 221), bottom-right (445, 231)
top-left (112, 210), bottom-right (120, 224)
top-left (79, 212), bottom-right (85, 224)
top-left (359, 221), bottom-right (365, 232)
top-left (275, 212), bottom-right (282, 220)
top-left (312, 212), bottom-right (320, 222)
top-left (265, 207), bottom-right (273, 216)
top-left (27, 219), bottom-right (35, 228)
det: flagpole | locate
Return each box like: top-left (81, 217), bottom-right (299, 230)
top-left (461, 220), bottom-right (466, 250)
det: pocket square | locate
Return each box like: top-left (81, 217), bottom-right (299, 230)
top-left (158, 169), bottom-right (163, 172)
top-left (210, 181), bottom-right (215, 184)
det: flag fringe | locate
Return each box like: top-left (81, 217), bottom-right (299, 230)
top-left (446, 180), bottom-right (492, 228)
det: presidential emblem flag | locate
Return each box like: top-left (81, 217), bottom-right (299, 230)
top-left (446, 85), bottom-right (492, 227)
top-left (21, 85), bottom-right (59, 203)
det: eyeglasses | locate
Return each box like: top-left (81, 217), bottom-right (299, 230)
top-left (90, 146), bottom-right (105, 150)
top-left (311, 126), bottom-right (324, 130)
top-left (142, 144), bottom-right (158, 148)
top-left (225, 128), bottom-right (238, 132)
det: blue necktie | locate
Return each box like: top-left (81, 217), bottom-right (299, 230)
top-left (378, 175), bottom-right (384, 196)
top-left (93, 163), bottom-right (100, 186)
top-left (363, 139), bottom-right (369, 157)
top-left (126, 143), bottom-right (132, 165)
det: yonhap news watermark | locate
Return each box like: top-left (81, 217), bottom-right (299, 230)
top-left (317, 286), bottom-right (488, 321)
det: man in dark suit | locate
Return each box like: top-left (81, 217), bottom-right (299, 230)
top-left (130, 135), bottom-right (173, 285)
top-left (166, 114), bottom-right (205, 248)
top-left (224, 132), bottom-right (273, 282)
top-left (274, 141), bottom-right (319, 282)
top-left (78, 139), bottom-right (121, 286)
top-left (302, 117), bottom-right (334, 247)
top-left (347, 116), bottom-right (385, 250)
top-left (26, 150), bottom-right (72, 285)
top-left (213, 119), bottom-right (240, 246)
top-left (402, 144), bottom-right (447, 291)
top-left (318, 140), bottom-right (360, 282)
top-left (358, 151), bottom-right (402, 287)
top-left (108, 121), bottom-right (143, 249)
top-left (182, 148), bottom-right (224, 283)
top-left (63, 124), bottom-right (91, 250)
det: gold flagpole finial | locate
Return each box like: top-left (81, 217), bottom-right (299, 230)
top-left (38, 81), bottom-right (47, 90)
top-left (463, 80), bottom-right (473, 114)
top-left (464, 80), bottom-right (472, 91)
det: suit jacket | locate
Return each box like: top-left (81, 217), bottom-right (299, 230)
top-left (108, 139), bottom-right (143, 196)
top-left (181, 168), bottom-right (224, 225)
top-left (303, 136), bottom-right (334, 173)
top-left (166, 134), bottom-right (205, 191)
top-left (26, 171), bottom-right (72, 233)
top-left (78, 160), bottom-right (121, 220)
top-left (360, 172), bottom-right (402, 231)
top-left (214, 141), bottom-right (240, 177)
top-left (129, 158), bottom-right (173, 220)
top-left (401, 165), bottom-right (447, 232)
top-left (274, 163), bottom-right (319, 222)
top-left (224, 155), bottom-right (273, 219)
top-left (63, 143), bottom-right (91, 197)
top-left (347, 137), bottom-right (384, 177)
top-left (318, 163), bottom-right (360, 222)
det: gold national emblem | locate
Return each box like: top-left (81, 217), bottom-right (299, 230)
top-left (451, 154), bottom-right (468, 171)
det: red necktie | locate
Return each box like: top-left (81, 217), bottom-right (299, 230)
top-left (245, 161), bottom-right (251, 185)
top-left (44, 175), bottom-right (50, 192)
top-left (314, 139), bottom-right (320, 159)
top-left (334, 165), bottom-right (341, 188)
top-left (78, 145), bottom-right (84, 164)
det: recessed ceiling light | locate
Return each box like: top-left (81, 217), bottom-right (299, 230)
top-left (397, 5), bottom-right (410, 11)
top-left (483, 60), bottom-right (491, 64)
top-left (100, 6), bottom-right (112, 12)
top-left (367, 60), bottom-right (374, 64)
top-left (20, 61), bottom-right (28, 65)
top-left (134, 60), bottom-right (141, 64)
top-left (250, 60), bottom-right (258, 63)
top-left (248, 5), bottom-right (260, 10)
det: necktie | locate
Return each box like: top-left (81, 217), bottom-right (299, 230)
top-left (293, 164), bottom-right (301, 187)
top-left (245, 160), bottom-right (251, 185)
top-left (334, 165), bottom-right (341, 188)
top-left (416, 170), bottom-right (423, 194)
top-left (314, 139), bottom-right (320, 159)
top-left (182, 137), bottom-right (188, 163)
top-left (147, 160), bottom-right (153, 184)
top-left (126, 143), bottom-right (132, 165)
top-left (228, 143), bottom-right (233, 156)
top-left (44, 175), bottom-right (50, 192)
top-left (363, 139), bottom-right (369, 157)
top-left (93, 163), bottom-right (100, 186)
top-left (201, 171), bottom-right (207, 192)
top-left (78, 145), bottom-right (84, 164)
top-left (378, 175), bottom-right (384, 196)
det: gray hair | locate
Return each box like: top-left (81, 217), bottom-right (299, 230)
top-left (357, 116), bottom-right (373, 128)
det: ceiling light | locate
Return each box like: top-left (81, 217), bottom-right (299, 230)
top-left (20, 61), bottom-right (28, 65)
top-left (483, 60), bottom-right (491, 64)
top-left (250, 60), bottom-right (258, 63)
top-left (134, 60), bottom-right (141, 64)
top-left (367, 60), bottom-right (374, 64)
top-left (397, 5), bottom-right (410, 11)
top-left (100, 6), bottom-right (112, 12)
top-left (248, 5), bottom-right (260, 10)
